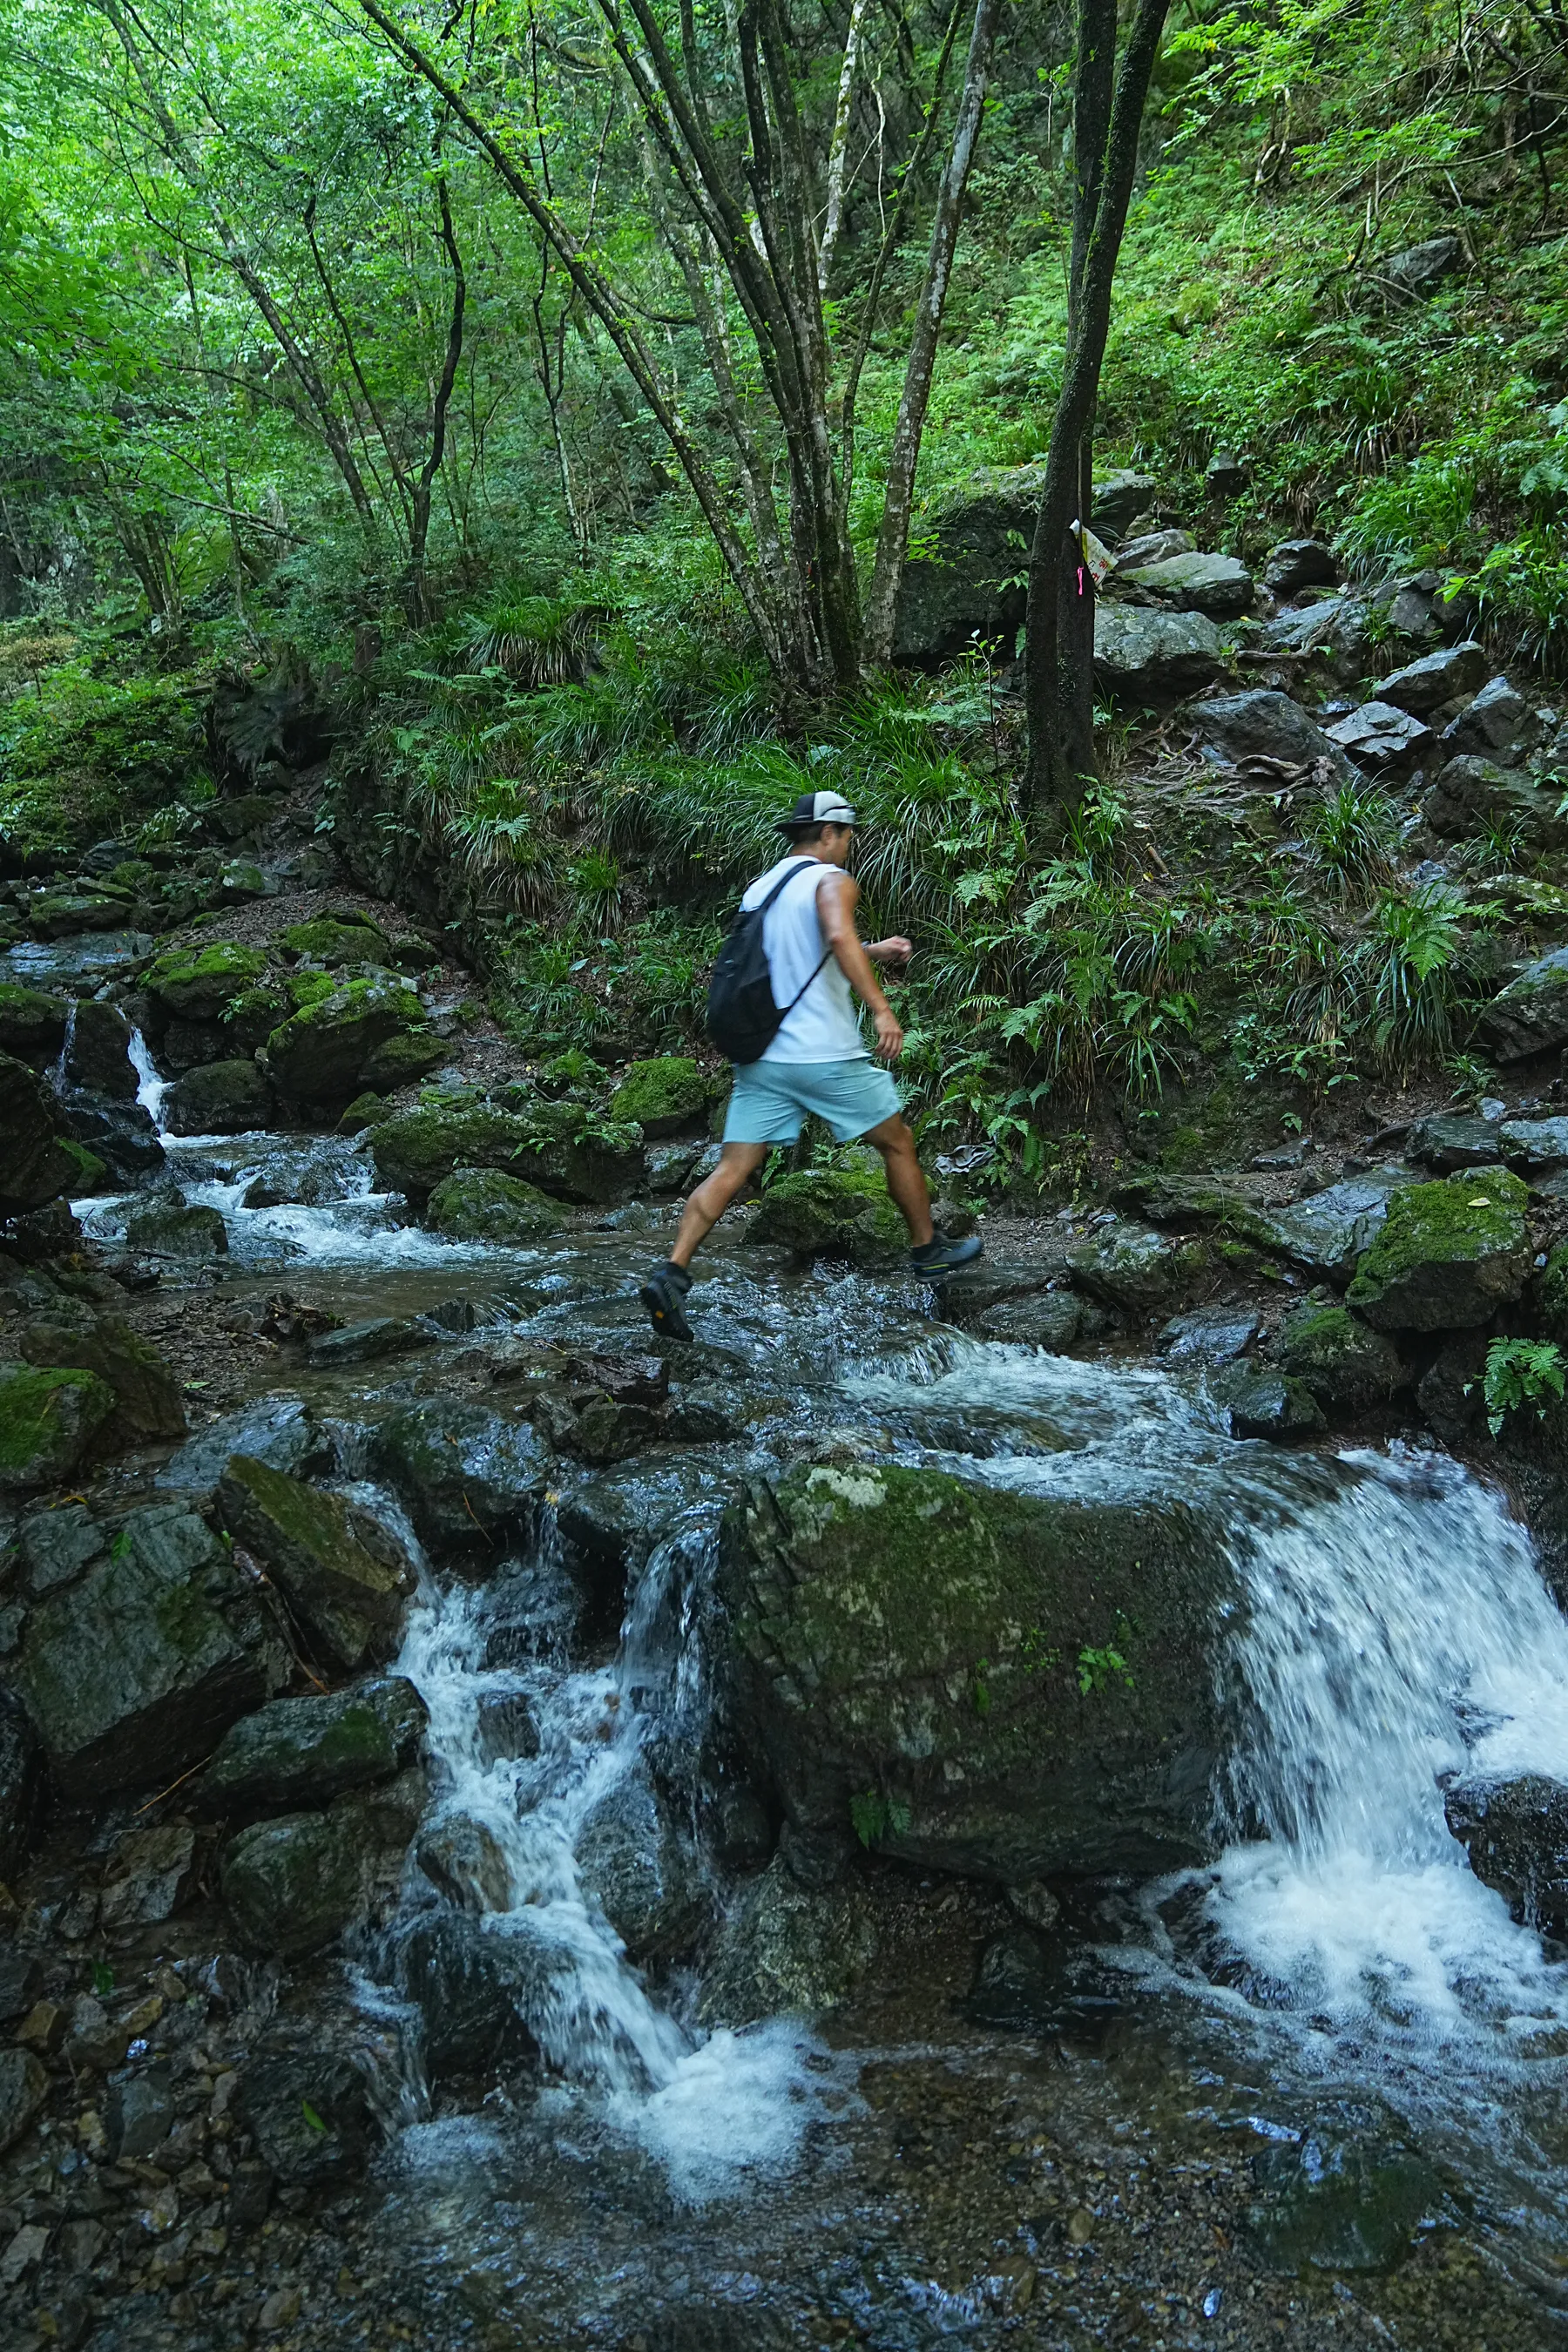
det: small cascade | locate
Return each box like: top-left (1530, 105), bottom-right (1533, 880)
top-left (128, 1025), bottom-right (171, 1131)
top-left (47, 997), bottom-right (78, 1097)
top-left (389, 1515), bottom-right (834, 2200)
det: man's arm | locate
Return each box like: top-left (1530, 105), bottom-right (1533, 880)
top-left (818, 872), bottom-right (904, 1060)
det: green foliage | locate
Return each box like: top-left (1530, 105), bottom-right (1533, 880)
top-left (0, 659), bottom-right (211, 853)
top-left (1478, 1337), bottom-right (1566, 1438)
top-left (1308, 783), bottom-right (1396, 902)
top-left (1077, 1644), bottom-right (1135, 1697)
top-left (849, 1789), bottom-right (914, 1848)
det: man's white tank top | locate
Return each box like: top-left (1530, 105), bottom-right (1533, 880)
top-left (740, 854), bottom-right (867, 1064)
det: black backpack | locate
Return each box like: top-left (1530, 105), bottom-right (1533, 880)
top-left (706, 858), bottom-right (833, 1065)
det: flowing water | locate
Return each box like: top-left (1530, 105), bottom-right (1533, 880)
top-left (88, 1065), bottom-right (1568, 2337)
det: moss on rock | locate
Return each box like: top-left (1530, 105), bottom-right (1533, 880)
top-left (279, 916), bottom-right (392, 967)
top-left (217, 1454), bottom-right (416, 1670)
top-left (21, 1310), bottom-right (186, 1444)
top-left (1346, 1167), bottom-right (1530, 1331)
top-left (371, 1095), bottom-right (644, 1206)
top-left (745, 1165), bottom-right (907, 1267)
top-left (144, 942), bottom-right (267, 1017)
top-left (125, 1198), bottom-right (228, 1256)
top-left (607, 1056), bottom-right (713, 1137)
top-left (162, 1058), bottom-right (273, 1138)
top-left (0, 983), bottom-right (68, 1066)
top-left (0, 1049), bottom-right (77, 1215)
top-left (199, 1679), bottom-right (426, 1819)
top-left (1067, 1219), bottom-right (1207, 1313)
top-left (1272, 1297), bottom-right (1405, 1416)
top-left (426, 1166), bottom-right (566, 1242)
top-left (360, 1027), bottom-right (445, 1092)
top-left (266, 977), bottom-right (429, 1111)
top-left (0, 1362), bottom-right (117, 1490)
top-left (220, 1810), bottom-right (369, 1958)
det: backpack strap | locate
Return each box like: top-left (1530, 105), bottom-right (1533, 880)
top-left (759, 858), bottom-right (835, 1017)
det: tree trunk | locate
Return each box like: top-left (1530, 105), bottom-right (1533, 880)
top-left (861, 0), bottom-right (1003, 666)
top-left (1024, 0), bottom-right (1170, 820)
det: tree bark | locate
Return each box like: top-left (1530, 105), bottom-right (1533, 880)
top-left (1024, 0), bottom-right (1169, 820)
top-left (408, 175), bottom-right (467, 622)
top-left (820, 0), bottom-right (875, 292)
top-left (861, 0), bottom-right (1002, 666)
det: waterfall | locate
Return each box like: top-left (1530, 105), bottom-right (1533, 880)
top-left (128, 1025), bottom-right (171, 1131)
top-left (48, 997), bottom-right (78, 1096)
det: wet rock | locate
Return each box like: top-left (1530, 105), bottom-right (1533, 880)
top-left (0, 1951), bottom-right (43, 2023)
top-left (1066, 1219), bottom-right (1205, 1313)
top-left (577, 1776), bottom-right (708, 1963)
top-left (1247, 2119), bottom-right (1444, 2272)
top-left (143, 942), bottom-right (268, 1021)
top-left (1377, 640), bottom-right (1488, 714)
top-left (1092, 605), bottom-right (1223, 696)
top-left (0, 1361), bottom-right (117, 1490)
top-left (1262, 539), bottom-right (1336, 594)
top-left (416, 1813), bottom-right (513, 1913)
top-left (105, 2065), bottom-right (173, 2160)
top-left (361, 1028), bottom-right (445, 1092)
top-left (1004, 1878), bottom-right (1062, 1930)
top-left (9, 1502), bottom-right (287, 1794)
top-left (0, 2047), bottom-right (47, 2154)
top-left (554, 1455), bottom-right (718, 1587)
top-left (1323, 700), bottom-right (1431, 768)
top-left (1483, 946), bottom-right (1568, 1061)
top-left (964, 1928), bottom-right (1120, 2039)
top-left (1211, 1362), bottom-right (1326, 1439)
top-left (217, 1455), bottom-right (416, 1670)
top-left (1247, 1173), bottom-right (1410, 1282)
top-left (1158, 1304), bottom-right (1260, 1363)
top-left (970, 1291), bottom-right (1082, 1349)
top-left (607, 1056), bottom-right (715, 1137)
top-left (1092, 467), bottom-right (1159, 537)
top-left (390, 1911), bottom-right (538, 2080)
top-left (698, 1855), bottom-right (877, 2024)
top-left (1422, 754), bottom-right (1564, 849)
top-left (1415, 1329), bottom-right (1488, 1446)
top-left (1497, 1115), bottom-right (1568, 1173)
top-left (199, 1680), bottom-right (427, 1819)
top-left (1444, 1773), bottom-right (1568, 1935)
top-left (0, 983), bottom-right (68, 1066)
top-left (1119, 550), bottom-right (1253, 618)
top-left (99, 1824), bottom-right (198, 1930)
top-left (1189, 690), bottom-right (1352, 781)
top-left (237, 2044), bottom-right (375, 2185)
top-left (0, 1051), bottom-right (75, 1214)
top-left (266, 978), bottom-right (431, 1113)
top-left (337, 1090), bottom-right (389, 1135)
top-left (124, 1197), bottom-right (227, 1257)
top-left (0, 1686), bottom-right (43, 1877)
top-left (161, 1058), bottom-right (272, 1137)
top-left (1270, 1298), bottom-right (1404, 1416)
top-left (369, 1400), bottom-right (547, 1558)
top-left (1345, 1168), bottom-right (1530, 1330)
top-left (425, 1166), bottom-right (565, 1242)
top-left (64, 999), bottom-right (138, 1098)
top-left (221, 1810), bottom-right (370, 1957)
top-left (474, 1690), bottom-right (539, 1766)
top-left (61, 1097), bottom-right (164, 1183)
top-left (20, 1308), bottom-right (186, 1444)
top-left (645, 1139), bottom-right (707, 1194)
top-left (303, 1315), bottom-right (436, 1367)
top-left (372, 1096), bottom-right (644, 1207)
top-left (716, 1453), bottom-right (1238, 1880)
top-left (27, 890), bottom-right (127, 936)
top-left (1406, 1112), bottom-right (1505, 1171)
top-left (1440, 673), bottom-right (1540, 759)
top-left (745, 1166), bottom-right (906, 1268)
top-left (157, 1396), bottom-right (329, 1492)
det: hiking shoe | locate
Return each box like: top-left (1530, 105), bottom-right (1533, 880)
top-left (909, 1229), bottom-right (984, 1275)
top-left (639, 1262), bottom-right (694, 1343)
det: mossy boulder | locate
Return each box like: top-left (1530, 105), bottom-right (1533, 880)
top-left (1443, 1773), bottom-right (1568, 1936)
top-left (20, 1309), bottom-right (186, 1444)
top-left (220, 1811), bottom-right (370, 1959)
top-left (1271, 1297), bottom-right (1405, 1416)
top-left (0, 984), bottom-right (68, 1067)
top-left (1210, 1361), bottom-right (1326, 1438)
top-left (369, 1400), bottom-right (548, 1557)
top-left (360, 1027), bottom-right (445, 1092)
top-left (0, 1362), bottom-right (118, 1491)
top-left (371, 1096), bottom-right (645, 1207)
top-left (28, 891), bottom-right (127, 937)
top-left (607, 1057), bottom-right (713, 1138)
top-left (1480, 946), bottom-right (1568, 1062)
top-left (0, 1050), bottom-right (76, 1215)
top-left (715, 1452), bottom-right (1240, 1880)
top-left (57, 1138), bottom-right (109, 1193)
top-left (425, 1166), bottom-right (566, 1243)
top-left (199, 1679), bottom-right (427, 1821)
top-left (8, 1503), bottom-right (289, 1793)
top-left (143, 942), bottom-right (268, 1019)
top-left (64, 999), bottom-right (138, 1098)
top-left (744, 1166), bottom-right (907, 1268)
top-left (217, 1454), bottom-right (417, 1670)
top-left (125, 1198), bottom-right (228, 1257)
top-left (266, 978), bottom-right (429, 1112)
top-left (337, 1091), bottom-right (389, 1135)
top-left (162, 1058), bottom-right (274, 1137)
top-left (1345, 1168), bottom-right (1530, 1331)
top-left (278, 916), bottom-right (391, 967)
top-left (698, 1856), bottom-right (878, 2024)
top-left (1247, 2121), bottom-right (1446, 2276)
top-left (1067, 1219), bottom-right (1207, 1313)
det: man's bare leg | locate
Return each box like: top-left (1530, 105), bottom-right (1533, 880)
top-left (862, 1112), bottom-right (935, 1247)
top-left (669, 1141), bottom-right (771, 1270)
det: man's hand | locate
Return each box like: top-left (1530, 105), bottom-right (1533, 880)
top-left (873, 1007), bottom-right (904, 1062)
top-left (867, 936), bottom-right (914, 970)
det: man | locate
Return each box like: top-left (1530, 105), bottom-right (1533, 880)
top-left (640, 787), bottom-right (983, 1342)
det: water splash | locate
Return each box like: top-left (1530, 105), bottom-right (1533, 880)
top-left (128, 1027), bottom-right (171, 1129)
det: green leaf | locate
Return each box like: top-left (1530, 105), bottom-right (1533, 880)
top-left (300, 2099), bottom-right (328, 2135)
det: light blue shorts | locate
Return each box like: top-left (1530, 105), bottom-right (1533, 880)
top-left (723, 1057), bottom-right (902, 1145)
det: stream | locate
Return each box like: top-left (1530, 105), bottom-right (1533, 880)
top-left (64, 1062), bottom-right (1568, 2348)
